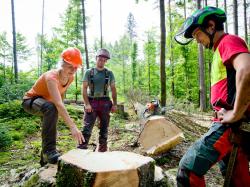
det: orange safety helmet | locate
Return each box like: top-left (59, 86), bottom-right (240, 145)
top-left (61, 47), bottom-right (83, 68)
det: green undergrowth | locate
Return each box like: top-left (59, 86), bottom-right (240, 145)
top-left (0, 101), bottom-right (87, 185)
top-left (0, 100), bottom-right (133, 185)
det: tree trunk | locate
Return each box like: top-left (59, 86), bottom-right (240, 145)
top-left (75, 2), bottom-right (81, 102)
top-left (197, 0), bottom-right (206, 111)
top-left (233, 0), bottom-right (238, 35)
top-left (184, 0), bottom-right (186, 19)
top-left (243, 0), bottom-right (248, 44)
top-left (40, 0), bottom-right (45, 76)
top-left (147, 44), bottom-right (151, 95)
top-left (131, 42), bottom-right (137, 88)
top-left (99, 0), bottom-right (103, 48)
top-left (224, 0), bottom-right (228, 33)
top-left (122, 49), bottom-right (126, 93)
top-left (56, 150), bottom-right (155, 187)
top-left (204, 0), bottom-right (207, 6)
top-left (11, 0), bottom-right (18, 83)
top-left (81, 0), bottom-right (89, 69)
top-left (3, 50), bottom-right (6, 80)
top-left (160, 0), bottom-right (166, 107)
top-left (182, 0), bottom-right (191, 102)
top-left (168, 0), bottom-right (174, 98)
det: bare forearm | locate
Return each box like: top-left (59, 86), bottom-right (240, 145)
top-left (82, 87), bottom-right (90, 105)
top-left (233, 67), bottom-right (250, 119)
top-left (111, 87), bottom-right (117, 105)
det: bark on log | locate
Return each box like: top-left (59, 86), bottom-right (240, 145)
top-left (56, 149), bottom-right (155, 187)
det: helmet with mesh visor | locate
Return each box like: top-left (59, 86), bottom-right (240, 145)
top-left (174, 6), bottom-right (226, 45)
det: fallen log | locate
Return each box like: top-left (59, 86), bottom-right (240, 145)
top-left (133, 102), bottom-right (184, 155)
top-left (64, 99), bottom-right (84, 105)
top-left (139, 116), bottom-right (184, 155)
top-left (56, 149), bottom-right (155, 187)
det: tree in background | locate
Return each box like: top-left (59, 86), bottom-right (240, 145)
top-left (40, 0), bottom-right (45, 76)
top-left (2, 0), bottom-right (249, 108)
top-left (99, 0), bottom-right (103, 48)
top-left (160, 0), bottom-right (167, 107)
top-left (131, 42), bottom-right (138, 88)
top-left (197, 0), bottom-right (206, 111)
top-left (16, 33), bottom-right (31, 65)
top-left (112, 35), bottom-right (131, 95)
top-left (243, 0), bottom-right (248, 44)
top-left (143, 29), bottom-right (159, 96)
top-left (50, 0), bottom-right (84, 101)
top-left (11, 0), bottom-right (18, 83)
top-left (81, 0), bottom-right (89, 69)
top-left (127, 13), bottom-right (137, 41)
top-left (233, 0), bottom-right (239, 35)
top-left (224, 0), bottom-right (228, 33)
top-left (168, 0), bottom-right (175, 98)
top-left (36, 35), bottom-right (63, 71)
top-left (126, 12), bottom-right (138, 90)
top-left (0, 32), bottom-right (11, 82)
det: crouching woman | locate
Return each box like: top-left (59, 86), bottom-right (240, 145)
top-left (22, 47), bottom-right (85, 165)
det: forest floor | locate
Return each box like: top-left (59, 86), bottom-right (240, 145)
top-left (0, 104), bottom-right (225, 187)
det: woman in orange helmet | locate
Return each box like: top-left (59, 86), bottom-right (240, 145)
top-left (22, 47), bottom-right (85, 165)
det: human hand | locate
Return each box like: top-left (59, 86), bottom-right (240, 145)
top-left (111, 105), bottom-right (117, 113)
top-left (70, 126), bottom-right (85, 144)
top-left (85, 104), bottom-right (93, 113)
top-left (217, 108), bottom-right (241, 124)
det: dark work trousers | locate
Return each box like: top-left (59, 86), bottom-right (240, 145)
top-left (79, 99), bottom-right (112, 149)
top-left (176, 122), bottom-right (250, 187)
top-left (22, 97), bottom-right (58, 153)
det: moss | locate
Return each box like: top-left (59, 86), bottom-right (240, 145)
top-left (31, 140), bottom-right (41, 150)
top-left (56, 160), bottom-right (95, 187)
top-left (12, 141), bottom-right (25, 149)
top-left (21, 154), bottom-right (34, 161)
top-left (155, 156), bottom-right (171, 166)
top-left (82, 171), bottom-right (96, 187)
top-left (22, 173), bottom-right (39, 187)
top-left (0, 127), bottom-right (12, 149)
top-left (10, 132), bottom-right (24, 141)
top-left (0, 152), bottom-right (11, 164)
top-left (138, 161), bottom-right (155, 187)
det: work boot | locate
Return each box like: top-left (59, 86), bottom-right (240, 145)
top-left (98, 143), bottom-right (107, 152)
top-left (40, 150), bottom-right (60, 166)
top-left (77, 134), bottom-right (90, 149)
top-left (77, 143), bottom-right (88, 149)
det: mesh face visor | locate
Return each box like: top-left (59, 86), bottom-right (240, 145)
top-left (174, 16), bottom-right (195, 45)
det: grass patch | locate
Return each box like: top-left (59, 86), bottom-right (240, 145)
top-left (0, 152), bottom-right (11, 164)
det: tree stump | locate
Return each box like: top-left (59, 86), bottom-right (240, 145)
top-left (56, 149), bottom-right (155, 187)
top-left (138, 116), bottom-right (184, 155)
